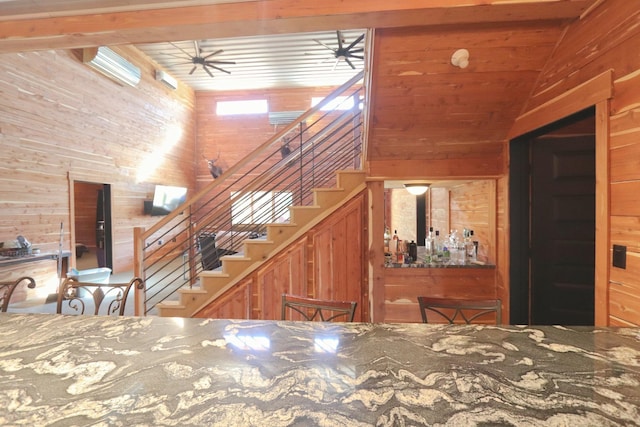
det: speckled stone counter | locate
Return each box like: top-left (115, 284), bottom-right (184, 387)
top-left (1, 313), bottom-right (640, 426)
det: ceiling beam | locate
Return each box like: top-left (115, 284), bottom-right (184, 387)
top-left (0, 0), bottom-right (596, 53)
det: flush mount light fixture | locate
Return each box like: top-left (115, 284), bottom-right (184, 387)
top-left (404, 183), bottom-right (430, 195)
top-left (451, 48), bottom-right (470, 69)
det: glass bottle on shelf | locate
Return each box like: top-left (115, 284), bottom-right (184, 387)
top-left (425, 227), bottom-right (435, 262)
top-left (392, 230), bottom-right (399, 262)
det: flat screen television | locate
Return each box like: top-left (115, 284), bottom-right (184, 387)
top-left (147, 185), bottom-right (188, 216)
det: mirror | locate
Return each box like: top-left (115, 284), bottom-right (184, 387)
top-left (384, 179), bottom-right (496, 264)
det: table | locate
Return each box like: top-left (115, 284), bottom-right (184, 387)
top-left (1, 313), bottom-right (639, 426)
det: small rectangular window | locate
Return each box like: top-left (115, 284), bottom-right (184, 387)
top-left (216, 99), bottom-right (268, 116)
top-left (311, 96), bottom-right (356, 111)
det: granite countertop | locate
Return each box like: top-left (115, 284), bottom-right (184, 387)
top-left (1, 313), bottom-right (640, 426)
top-left (385, 261), bottom-right (495, 268)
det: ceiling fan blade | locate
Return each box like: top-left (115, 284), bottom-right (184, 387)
top-left (347, 54), bottom-right (363, 60)
top-left (162, 52), bottom-right (192, 61)
top-left (189, 66), bottom-right (197, 75)
top-left (332, 59), bottom-right (339, 71)
top-left (336, 30), bottom-right (344, 50)
top-left (203, 65), bottom-right (215, 78)
top-left (203, 49), bottom-right (224, 59)
top-left (345, 58), bottom-right (356, 70)
top-left (346, 33), bottom-right (365, 51)
top-left (313, 39), bottom-right (335, 51)
top-left (208, 64), bottom-right (232, 74)
top-left (169, 42), bottom-right (195, 59)
top-left (205, 60), bottom-right (236, 65)
top-left (193, 40), bottom-right (200, 56)
top-left (348, 47), bottom-right (364, 54)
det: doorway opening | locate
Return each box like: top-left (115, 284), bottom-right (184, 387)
top-left (509, 107), bottom-right (596, 325)
top-left (72, 181), bottom-right (113, 272)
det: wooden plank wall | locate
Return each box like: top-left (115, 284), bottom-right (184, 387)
top-left (517, 0), bottom-right (640, 325)
top-left (194, 193), bottom-right (368, 322)
top-left (0, 46), bottom-right (196, 297)
top-left (194, 86), bottom-right (344, 192)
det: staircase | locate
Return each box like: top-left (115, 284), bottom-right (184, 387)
top-left (156, 170), bottom-right (366, 317)
top-left (132, 71), bottom-right (366, 317)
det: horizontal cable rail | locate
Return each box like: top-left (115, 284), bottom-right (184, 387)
top-left (134, 71), bottom-right (365, 315)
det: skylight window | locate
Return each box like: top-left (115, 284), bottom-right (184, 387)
top-left (216, 99), bottom-right (268, 116)
top-left (311, 96), bottom-right (362, 111)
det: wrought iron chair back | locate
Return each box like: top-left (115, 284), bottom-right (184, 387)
top-left (57, 277), bottom-right (144, 316)
top-left (0, 276), bottom-right (36, 312)
top-left (281, 293), bottom-right (357, 322)
top-left (417, 296), bottom-right (502, 325)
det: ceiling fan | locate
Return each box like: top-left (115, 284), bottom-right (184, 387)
top-left (167, 40), bottom-right (236, 77)
top-left (313, 30), bottom-right (365, 70)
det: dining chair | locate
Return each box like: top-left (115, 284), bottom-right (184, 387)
top-left (0, 276), bottom-right (36, 312)
top-left (57, 277), bottom-right (144, 316)
top-left (281, 293), bottom-right (357, 322)
top-left (417, 296), bottom-right (502, 325)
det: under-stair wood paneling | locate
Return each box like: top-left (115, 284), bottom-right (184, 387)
top-left (0, 46), bottom-right (196, 295)
top-left (194, 193), bottom-right (368, 322)
top-left (367, 22), bottom-right (563, 179)
top-left (517, 0), bottom-right (640, 326)
top-left (383, 267), bottom-right (497, 323)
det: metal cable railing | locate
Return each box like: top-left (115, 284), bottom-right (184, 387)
top-left (134, 71), bottom-right (364, 315)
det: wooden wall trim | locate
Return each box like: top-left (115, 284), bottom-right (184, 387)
top-left (594, 100), bottom-right (610, 326)
top-left (368, 181), bottom-right (385, 322)
top-left (508, 69), bottom-right (613, 139)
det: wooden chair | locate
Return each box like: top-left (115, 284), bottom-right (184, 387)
top-left (0, 276), bottom-right (36, 312)
top-left (57, 277), bottom-right (144, 316)
top-left (281, 293), bottom-right (357, 322)
top-left (417, 296), bottom-right (502, 325)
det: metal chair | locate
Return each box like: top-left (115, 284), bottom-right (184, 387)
top-left (281, 293), bottom-right (357, 322)
top-left (417, 296), bottom-right (502, 325)
top-left (0, 276), bottom-right (36, 312)
top-left (57, 277), bottom-right (144, 316)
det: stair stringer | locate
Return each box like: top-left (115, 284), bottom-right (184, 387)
top-left (156, 170), bottom-right (366, 318)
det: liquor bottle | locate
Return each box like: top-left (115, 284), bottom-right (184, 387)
top-left (384, 226), bottom-right (391, 253)
top-left (465, 229), bottom-right (476, 262)
top-left (425, 227), bottom-right (435, 261)
top-left (392, 230), bottom-right (399, 262)
top-left (434, 230), bottom-right (443, 261)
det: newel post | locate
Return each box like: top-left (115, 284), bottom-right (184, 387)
top-left (133, 226), bottom-right (146, 316)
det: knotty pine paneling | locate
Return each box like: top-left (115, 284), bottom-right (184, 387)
top-left (368, 22), bottom-right (562, 177)
top-left (517, 0), bottom-right (640, 326)
top-left (383, 267), bottom-right (496, 323)
top-left (448, 180), bottom-right (494, 262)
top-left (0, 46), bottom-right (196, 295)
top-left (194, 86), bottom-right (344, 191)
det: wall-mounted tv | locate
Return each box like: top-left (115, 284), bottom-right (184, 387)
top-left (146, 185), bottom-right (188, 216)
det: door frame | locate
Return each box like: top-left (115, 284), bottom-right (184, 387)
top-left (509, 108), bottom-right (596, 324)
top-left (68, 174), bottom-right (114, 272)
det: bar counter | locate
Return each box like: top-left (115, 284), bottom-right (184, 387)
top-left (1, 313), bottom-right (640, 426)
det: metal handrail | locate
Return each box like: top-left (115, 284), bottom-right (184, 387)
top-left (133, 71), bottom-right (364, 315)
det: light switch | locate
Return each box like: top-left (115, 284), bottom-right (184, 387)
top-left (613, 245), bottom-right (626, 269)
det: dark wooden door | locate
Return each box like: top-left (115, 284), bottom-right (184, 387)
top-left (530, 135), bottom-right (595, 325)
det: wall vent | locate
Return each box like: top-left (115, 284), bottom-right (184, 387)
top-left (268, 111), bottom-right (305, 125)
top-left (155, 70), bottom-right (178, 90)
